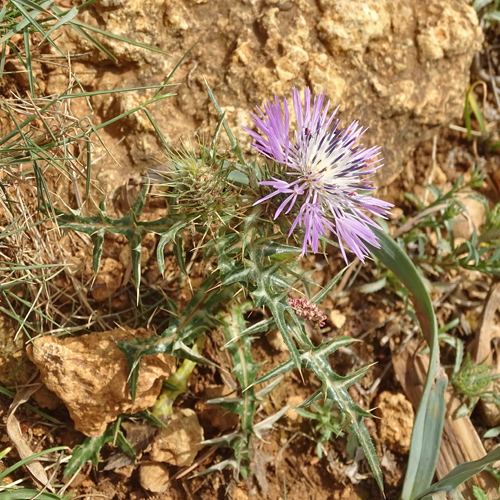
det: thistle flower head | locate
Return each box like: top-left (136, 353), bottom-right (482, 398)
top-left (244, 87), bottom-right (393, 262)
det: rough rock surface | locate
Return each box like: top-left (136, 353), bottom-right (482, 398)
top-left (149, 408), bottom-right (204, 467)
top-left (139, 462), bottom-right (170, 493)
top-left (27, 328), bottom-right (175, 437)
top-left (452, 193), bottom-right (487, 241)
top-left (375, 391), bottom-right (414, 454)
top-left (90, 258), bottom-right (124, 302)
top-left (44, 0), bottom-right (482, 194)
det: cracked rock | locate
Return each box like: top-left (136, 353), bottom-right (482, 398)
top-left (27, 328), bottom-right (175, 437)
top-left (150, 409), bottom-right (204, 467)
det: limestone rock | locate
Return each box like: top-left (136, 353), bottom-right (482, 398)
top-left (32, 386), bottom-right (62, 411)
top-left (139, 462), bottom-right (170, 493)
top-left (286, 395), bottom-right (305, 422)
top-left (45, 0), bottom-right (482, 191)
top-left (375, 391), bottom-right (414, 454)
top-left (452, 194), bottom-right (487, 241)
top-left (233, 488), bottom-right (249, 500)
top-left (27, 328), bottom-right (175, 437)
top-left (90, 258), bottom-right (124, 302)
top-left (149, 408), bottom-right (204, 467)
top-left (317, 0), bottom-right (390, 54)
top-left (480, 380), bottom-right (500, 428)
top-left (329, 309), bottom-right (347, 329)
top-left (265, 328), bottom-right (287, 352)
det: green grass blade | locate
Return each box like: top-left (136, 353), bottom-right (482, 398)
top-left (468, 90), bottom-right (488, 136)
top-left (0, 1), bottom-right (52, 45)
top-left (12, 0), bottom-right (52, 11)
top-left (413, 447), bottom-right (500, 500)
top-left (143, 108), bottom-right (171, 152)
top-left (0, 41), bottom-right (6, 77)
top-left (22, 27), bottom-right (34, 96)
top-left (85, 137), bottom-right (91, 200)
top-left (0, 447), bottom-right (67, 483)
top-left (41, 6), bottom-right (79, 43)
top-left (205, 81), bottom-right (248, 166)
top-left (69, 20), bottom-right (169, 56)
top-left (154, 41), bottom-right (197, 98)
top-left (0, 386), bottom-right (60, 424)
top-left (464, 89), bottom-right (473, 141)
top-left (411, 375), bottom-right (447, 494)
top-left (65, 22), bottom-right (117, 62)
top-left (368, 226), bottom-right (444, 500)
top-left (0, 490), bottom-right (70, 500)
top-left (10, 0), bottom-right (51, 42)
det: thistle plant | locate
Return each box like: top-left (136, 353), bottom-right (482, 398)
top-left (7, 4), bottom-right (496, 500)
top-left (452, 352), bottom-right (500, 417)
top-left (294, 399), bottom-right (351, 459)
top-left (52, 86), bottom-right (394, 491)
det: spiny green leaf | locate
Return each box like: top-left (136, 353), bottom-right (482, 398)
top-left (254, 337), bottom-right (382, 491)
top-left (267, 300), bottom-right (301, 369)
top-left (261, 241), bottom-right (301, 257)
top-left (254, 337), bottom-right (358, 386)
top-left (157, 220), bottom-right (187, 275)
top-left (131, 179), bottom-right (149, 217)
top-left (232, 317), bottom-right (275, 340)
top-left (63, 425), bottom-right (134, 479)
top-left (192, 457), bottom-right (240, 477)
top-left (129, 233), bottom-right (142, 302)
top-left (118, 275), bottom-right (219, 399)
top-left (304, 347), bottom-right (381, 490)
top-left (173, 234), bottom-right (187, 275)
top-left (172, 341), bottom-right (216, 366)
top-left (297, 389), bottom-right (324, 408)
top-left (253, 405), bottom-right (290, 439)
top-left (201, 431), bottom-right (240, 448)
top-left (219, 302), bottom-right (260, 432)
top-left (348, 414), bottom-right (383, 491)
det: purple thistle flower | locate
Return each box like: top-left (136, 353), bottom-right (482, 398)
top-left (243, 87), bottom-right (393, 262)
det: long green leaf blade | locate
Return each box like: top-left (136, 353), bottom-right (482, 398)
top-left (413, 447), bottom-right (500, 500)
top-left (368, 226), bottom-right (444, 500)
